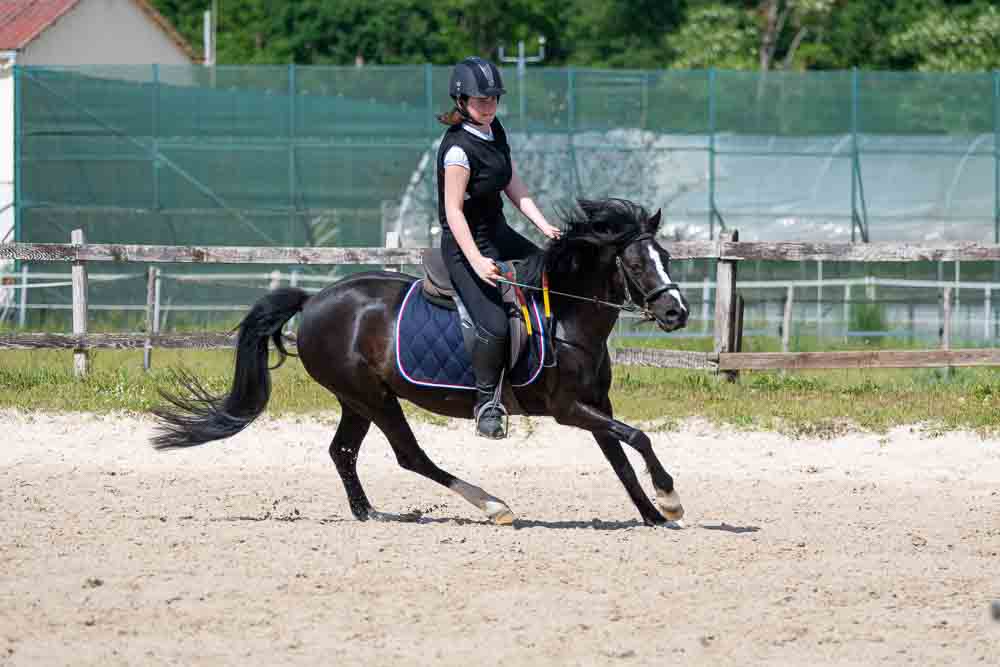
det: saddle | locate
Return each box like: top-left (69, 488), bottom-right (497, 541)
top-left (421, 248), bottom-right (533, 369)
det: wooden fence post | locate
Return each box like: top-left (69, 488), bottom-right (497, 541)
top-left (714, 230), bottom-right (739, 381)
top-left (71, 229), bottom-right (89, 377)
top-left (143, 266), bottom-right (160, 371)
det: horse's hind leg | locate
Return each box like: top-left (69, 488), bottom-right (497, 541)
top-left (373, 396), bottom-right (516, 525)
top-left (329, 403), bottom-right (375, 520)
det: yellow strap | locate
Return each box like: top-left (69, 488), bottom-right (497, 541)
top-left (521, 304), bottom-right (533, 336)
top-left (542, 272), bottom-right (551, 318)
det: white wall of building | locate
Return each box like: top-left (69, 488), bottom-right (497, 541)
top-left (0, 64), bottom-right (11, 313)
top-left (0, 65), bottom-right (11, 242)
top-left (20, 0), bottom-right (192, 66)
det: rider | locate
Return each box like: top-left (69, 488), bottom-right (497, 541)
top-left (436, 56), bottom-right (561, 439)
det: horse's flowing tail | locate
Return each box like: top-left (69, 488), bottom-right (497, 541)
top-left (151, 287), bottom-right (310, 450)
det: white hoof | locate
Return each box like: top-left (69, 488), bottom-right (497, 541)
top-left (484, 501), bottom-right (515, 525)
top-left (657, 489), bottom-right (684, 521)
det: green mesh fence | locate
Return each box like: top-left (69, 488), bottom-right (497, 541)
top-left (8, 65), bottom-right (1000, 341)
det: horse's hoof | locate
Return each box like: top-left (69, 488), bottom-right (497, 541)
top-left (485, 501), bottom-right (515, 526)
top-left (657, 490), bottom-right (684, 521)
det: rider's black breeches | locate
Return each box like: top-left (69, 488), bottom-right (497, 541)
top-left (441, 224), bottom-right (539, 340)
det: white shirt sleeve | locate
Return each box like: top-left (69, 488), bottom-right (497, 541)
top-left (443, 145), bottom-right (470, 170)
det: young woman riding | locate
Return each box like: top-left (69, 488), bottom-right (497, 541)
top-left (436, 56), bottom-right (561, 439)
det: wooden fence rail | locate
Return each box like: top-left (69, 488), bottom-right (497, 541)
top-left (4, 230), bottom-right (1000, 377)
top-left (9, 239), bottom-right (1000, 265)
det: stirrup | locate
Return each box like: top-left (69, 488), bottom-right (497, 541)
top-left (474, 401), bottom-right (508, 439)
top-left (474, 369), bottom-right (508, 439)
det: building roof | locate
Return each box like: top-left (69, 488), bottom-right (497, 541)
top-left (0, 0), bottom-right (198, 61)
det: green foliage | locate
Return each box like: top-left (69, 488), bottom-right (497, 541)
top-left (889, 3), bottom-right (1000, 71)
top-left (564, 0), bottom-right (685, 69)
top-left (150, 0), bottom-right (1000, 71)
top-left (670, 5), bottom-right (758, 69)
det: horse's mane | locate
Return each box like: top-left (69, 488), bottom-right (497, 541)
top-left (543, 198), bottom-right (651, 277)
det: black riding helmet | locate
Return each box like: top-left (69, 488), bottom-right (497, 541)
top-left (449, 57), bottom-right (506, 100)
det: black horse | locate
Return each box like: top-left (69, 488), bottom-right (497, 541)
top-left (153, 199), bottom-right (691, 526)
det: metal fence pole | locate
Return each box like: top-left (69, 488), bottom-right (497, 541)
top-left (384, 232), bottom-right (401, 272)
top-left (567, 67), bottom-right (580, 198)
top-left (843, 284), bottom-right (850, 342)
top-left (985, 286), bottom-right (992, 342)
top-left (994, 69), bottom-right (999, 243)
top-left (701, 276), bottom-right (711, 333)
top-left (708, 68), bottom-right (717, 241)
top-left (942, 287), bottom-right (952, 350)
top-left (782, 285), bottom-right (794, 353)
top-left (850, 68), bottom-right (870, 243)
top-left (425, 64), bottom-right (433, 133)
top-left (289, 64), bottom-right (297, 238)
top-left (152, 64), bottom-right (160, 211)
top-left (12, 64), bottom-right (20, 248)
top-left (18, 264), bottom-right (27, 328)
top-left (816, 260), bottom-right (823, 342)
top-left (287, 268), bottom-right (300, 335)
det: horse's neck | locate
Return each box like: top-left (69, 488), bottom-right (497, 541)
top-left (552, 261), bottom-right (623, 347)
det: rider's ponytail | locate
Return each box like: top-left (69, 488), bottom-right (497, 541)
top-left (437, 96), bottom-right (469, 126)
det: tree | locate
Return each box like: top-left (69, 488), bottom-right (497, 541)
top-left (889, 3), bottom-right (1000, 71)
top-left (669, 4), bottom-right (758, 69)
top-left (564, 0), bottom-right (686, 69)
top-left (671, 1), bottom-right (841, 70)
top-left (755, 0), bottom-right (839, 70)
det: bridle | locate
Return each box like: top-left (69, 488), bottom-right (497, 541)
top-left (496, 231), bottom-right (681, 320)
top-left (614, 232), bottom-right (680, 319)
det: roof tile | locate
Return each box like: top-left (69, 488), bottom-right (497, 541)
top-left (0, 0), bottom-right (79, 50)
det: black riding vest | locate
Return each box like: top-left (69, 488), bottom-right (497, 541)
top-left (436, 118), bottom-right (513, 251)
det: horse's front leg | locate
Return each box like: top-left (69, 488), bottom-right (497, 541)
top-left (556, 400), bottom-right (684, 526)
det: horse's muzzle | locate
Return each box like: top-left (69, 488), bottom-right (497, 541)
top-left (659, 306), bottom-right (688, 332)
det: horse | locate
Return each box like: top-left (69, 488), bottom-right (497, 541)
top-left (152, 198), bottom-right (691, 527)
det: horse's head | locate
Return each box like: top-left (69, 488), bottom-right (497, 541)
top-left (546, 199), bottom-right (689, 332)
top-left (615, 208), bottom-right (689, 332)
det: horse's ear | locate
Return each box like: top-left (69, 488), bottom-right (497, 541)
top-left (647, 209), bottom-right (662, 231)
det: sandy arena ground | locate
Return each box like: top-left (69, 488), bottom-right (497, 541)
top-left (1, 409), bottom-right (999, 665)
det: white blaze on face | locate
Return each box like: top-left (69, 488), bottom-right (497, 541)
top-left (648, 246), bottom-right (686, 312)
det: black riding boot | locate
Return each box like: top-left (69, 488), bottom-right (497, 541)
top-left (471, 328), bottom-right (507, 439)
